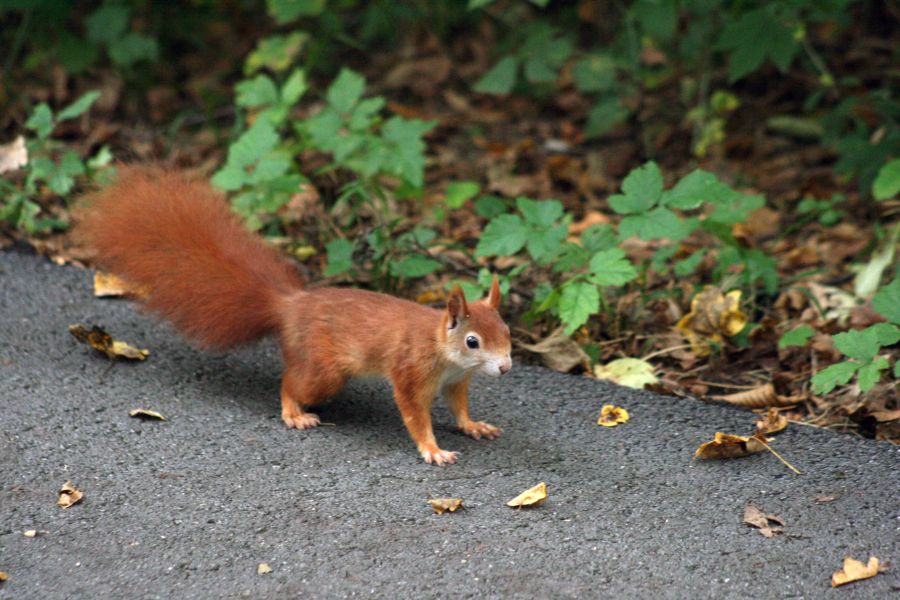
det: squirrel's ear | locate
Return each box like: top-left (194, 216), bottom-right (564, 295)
top-left (447, 285), bottom-right (469, 329)
top-left (486, 274), bottom-right (501, 310)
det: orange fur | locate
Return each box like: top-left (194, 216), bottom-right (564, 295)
top-left (75, 166), bottom-right (512, 465)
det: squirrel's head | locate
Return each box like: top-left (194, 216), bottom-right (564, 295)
top-left (444, 275), bottom-right (512, 377)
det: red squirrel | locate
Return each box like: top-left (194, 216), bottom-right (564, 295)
top-left (75, 166), bottom-right (512, 465)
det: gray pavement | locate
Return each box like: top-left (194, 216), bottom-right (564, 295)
top-left (1, 249), bottom-right (898, 599)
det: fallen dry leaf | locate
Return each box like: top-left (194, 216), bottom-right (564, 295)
top-left (69, 324), bottom-right (150, 361)
top-left (0, 571), bottom-right (7, 582)
top-left (754, 408), bottom-right (789, 435)
top-left (23, 530), bottom-right (37, 538)
top-left (693, 432), bottom-right (768, 460)
top-left (129, 408), bottom-right (167, 421)
top-left (743, 503), bottom-right (785, 538)
top-left (506, 482), bottom-right (548, 508)
top-left (831, 556), bottom-right (882, 587)
top-left (814, 495), bottom-right (838, 504)
top-left (597, 404), bottom-right (630, 427)
top-left (520, 327), bottom-right (590, 373)
top-left (594, 358), bottom-right (658, 389)
top-left (57, 481), bottom-right (83, 509)
top-left (257, 563), bottom-right (272, 575)
top-left (711, 384), bottom-right (801, 408)
top-left (676, 287), bottom-right (748, 357)
top-left (93, 272), bottom-right (140, 298)
top-left (428, 498), bottom-right (463, 514)
top-left (0, 135), bottom-right (27, 174)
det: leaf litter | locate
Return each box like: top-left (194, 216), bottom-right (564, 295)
top-left (742, 504), bottom-right (785, 538)
top-left (506, 482), bottom-right (548, 508)
top-left (57, 481), bottom-right (83, 508)
top-left (831, 556), bottom-right (884, 587)
top-left (597, 404), bottom-right (630, 427)
top-left (428, 498), bottom-right (464, 514)
top-left (69, 324), bottom-right (149, 361)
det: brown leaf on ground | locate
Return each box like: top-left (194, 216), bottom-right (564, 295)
top-left (597, 404), bottom-right (630, 427)
top-left (754, 408), bottom-right (789, 435)
top-left (743, 504), bottom-right (786, 538)
top-left (0, 135), bottom-right (27, 174)
top-left (519, 327), bottom-right (590, 373)
top-left (814, 495), bottom-right (838, 504)
top-left (93, 272), bottom-right (147, 298)
top-left (676, 287), bottom-right (747, 357)
top-left (711, 384), bottom-right (801, 409)
top-left (831, 556), bottom-right (883, 587)
top-left (693, 432), bottom-right (768, 460)
top-left (129, 408), bottom-right (167, 421)
top-left (57, 481), bottom-right (83, 508)
top-left (428, 498), bottom-right (463, 514)
top-left (0, 571), bottom-right (7, 582)
top-left (69, 324), bottom-right (150, 361)
top-left (257, 563), bottom-right (272, 575)
top-left (506, 482), bottom-right (548, 508)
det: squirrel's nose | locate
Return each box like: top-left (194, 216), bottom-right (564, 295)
top-left (499, 360), bottom-right (511, 375)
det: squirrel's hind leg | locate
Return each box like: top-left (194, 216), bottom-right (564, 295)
top-left (280, 362), bottom-right (346, 430)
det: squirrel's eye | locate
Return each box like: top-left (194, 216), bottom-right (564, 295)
top-left (466, 335), bottom-right (479, 349)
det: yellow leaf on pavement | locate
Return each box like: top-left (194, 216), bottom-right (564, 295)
top-left (506, 482), bottom-right (547, 508)
top-left (57, 481), bottom-right (83, 509)
top-left (594, 358), bottom-right (657, 389)
top-left (428, 498), bottom-right (463, 514)
top-left (676, 287), bottom-right (748, 357)
top-left (831, 556), bottom-right (881, 587)
top-left (597, 404), bottom-right (630, 427)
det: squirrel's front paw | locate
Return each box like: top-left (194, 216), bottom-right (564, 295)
top-left (421, 448), bottom-right (459, 466)
top-left (459, 420), bottom-right (502, 440)
top-left (282, 411), bottom-right (320, 430)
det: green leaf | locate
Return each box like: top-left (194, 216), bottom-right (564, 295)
top-left (662, 169), bottom-right (722, 210)
top-left (211, 165), bottom-right (247, 191)
top-left (266, 0), bottom-right (325, 23)
top-left (226, 120), bottom-right (279, 169)
top-left (476, 214), bottom-right (528, 257)
top-left (716, 9), bottom-right (797, 83)
top-left (580, 223), bottom-right (617, 254)
top-left (380, 117), bottom-right (435, 188)
top-left (743, 248), bottom-right (779, 295)
top-left (632, 0), bottom-right (677, 40)
top-left (280, 68), bottom-right (308, 106)
top-left (108, 32), bottom-right (159, 68)
top-left (389, 255), bottom-right (442, 279)
top-left (445, 181), bottom-right (481, 209)
top-left (873, 158), bottom-right (900, 200)
top-left (619, 207), bottom-right (694, 241)
top-left (872, 278), bottom-right (900, 324)
top-left (517, 197), bottom-right (563, 226)
top-left (559, 281), bottom-right (600, 334)
top-left (674, 248), bottom-right (706, 277)
top-left (588, 247), bottom-right (638, 286)
top-left (25, 104), bottom-right (54, 139)
top-left (585, 97), bottom-right (626, 138)
top-left (328, 68), bottom-right (366, 114)
top-left (324, 239), bottom-right (355, 276)
top-left (87, 145), bottom-right (113, 169)
top-left (474, 195), bottom-right (507, 219)
top-left (57, 91), bottom-right (101, 122)
top-left (245, 32), bottom-right (308, 74)
top-left (85, 5), bottom-right (129, 44)
top-left (572, 55), bottom-right (616, 93)
top-left (553, 242), bottom-right (590, 273)
top-left (236, 75), bottom-right (280, 108)
top-left (895, 361), bottom-right (900, 379)
top-left (833, 325), bottom-right (900, 363)
top-left (474, 56), bottom-right (519, 95)
top-left (857, 357), bottom-right (889, 392)
top-left (778, 325), bottom-right (815, 349)
top-left (707, 193), bottom-right (765, 225)
top-left (526, 221), bottom-right (568, 263)
top-left (811, 361), bottom-right (860, 395)
top-left (609, 161), bottom-right (663, 214)
top-left (468, 0), bottom-right (495, 8)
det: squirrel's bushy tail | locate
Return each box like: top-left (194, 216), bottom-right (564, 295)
top-left (76, 165), bottom-right (304, 349)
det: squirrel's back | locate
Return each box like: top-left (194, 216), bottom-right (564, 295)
top-left (75, 165), bottom-right (304, 349)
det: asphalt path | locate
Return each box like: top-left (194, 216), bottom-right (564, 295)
top-left (1, 249), bottom-right (898, 599)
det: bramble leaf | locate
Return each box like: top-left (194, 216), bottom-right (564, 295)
top-left (324, 239), bottom-right (355, 276)
top-left (57, 91), bottom-right (101, 122)
top-left (588, 248), bottom-right (638, 286)
top-left (872, 278), bottom-right (900, 324)
top-left (609, 161), bottom-right (663, 214)
top-left (778, 325), bottom-right (815, 349)
top-left (559, 281), bottom-right (600, 334)
top-left (476, 214), bottom-right (529, 257)
top-left (873, 158), bottom-right (900, 200)
top-left (857, 357), bottom-right (889, 392)
top-left (474, 56), bottom-right (519, 95)
top-left (811, 361), bottom-right (860, 394)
